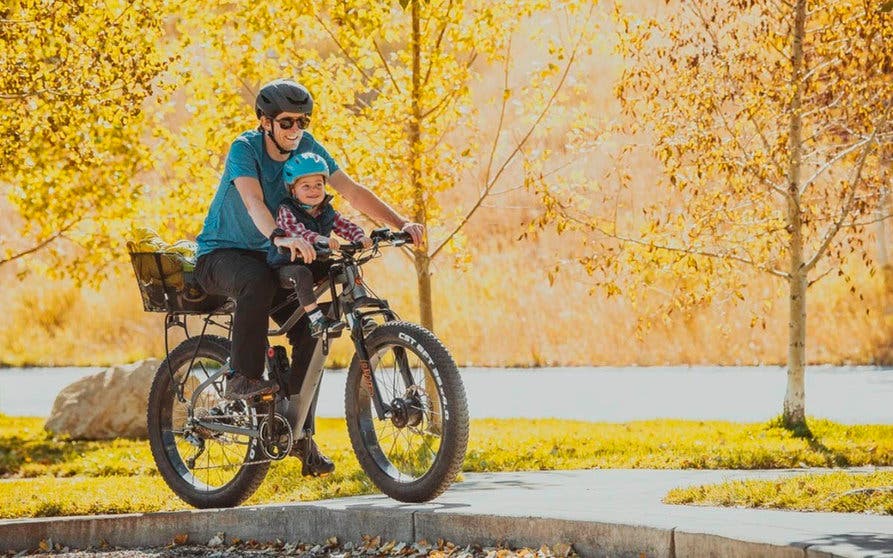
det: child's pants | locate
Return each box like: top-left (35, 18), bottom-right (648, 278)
top-left (277, 263), bottom-right (329, 308)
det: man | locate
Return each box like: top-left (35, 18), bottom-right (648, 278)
top-left (194, 78), bottom-right (423, 476)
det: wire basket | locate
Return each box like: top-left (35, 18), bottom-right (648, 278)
top-left (129, 251), bottom-right (230, 314)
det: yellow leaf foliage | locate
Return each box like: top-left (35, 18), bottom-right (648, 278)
top-left (543, 0), bottom-right (893, 315)
top-left (1, 0), bottom-right (174, 284)
top-left (2, 0), bottom-right (600, 313)
top-left (148, 0), bottom-right (598, 268)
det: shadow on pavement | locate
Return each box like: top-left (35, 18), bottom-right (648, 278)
top-left (343, 501), bottom-right (471, 512)
top-left (799, 533), bottom-right (893, 553)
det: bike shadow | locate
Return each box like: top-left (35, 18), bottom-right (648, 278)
top-left (342, 500), bottom-right (471, 512)
top-left (337, 475), bottom-right (556, 511)
top-left (448, 478), bottom-right (558, 491)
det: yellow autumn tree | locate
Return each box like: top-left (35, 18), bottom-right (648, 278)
top-left (0, 0), bottom-right (173, 283)
top-left (535, 0), bottom-right (892, 430)
top-left (150, 0), bottom-right (597, 330)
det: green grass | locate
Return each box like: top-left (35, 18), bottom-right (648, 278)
top-left (666, 471), bottom-right (893, 514)
top-left (466, 417), bottom-right (893, 470)
top-left (3, 414), bottom-right (893, 518)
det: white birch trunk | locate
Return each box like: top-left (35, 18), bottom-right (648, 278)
top-left (783, 0), bottom-right (808, 428)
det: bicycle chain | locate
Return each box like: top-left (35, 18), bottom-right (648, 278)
top-left (188, 456), bottom-right (284, 470)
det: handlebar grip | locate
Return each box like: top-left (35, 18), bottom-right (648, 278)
top-left (369, 228), bottom-right (412, 244)
top-left (370, 228), bottom-right (412, 244)
top-left (392, 230), bottom-right (413, 244)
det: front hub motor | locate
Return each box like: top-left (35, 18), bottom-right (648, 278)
top-left (390, 397), bottom-right (423, 428)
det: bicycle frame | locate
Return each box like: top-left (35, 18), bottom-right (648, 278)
top-left (176, 237), bottom-right (411, 445)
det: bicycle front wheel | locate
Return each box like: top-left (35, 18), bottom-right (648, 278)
top-left (146, 335), bottom-right (269, 508)
top-left (345, 322), bottom-right (469, 502)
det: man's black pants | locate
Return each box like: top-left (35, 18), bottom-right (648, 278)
top-left (195, 248), bottom-right (324, 431)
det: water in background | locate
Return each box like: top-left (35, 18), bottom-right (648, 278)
top-left (2, 365), bottom-right (893, 423)
top-left (0, 367), bottom-right (104, 418)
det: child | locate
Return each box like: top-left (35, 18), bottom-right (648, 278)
top-left (268, 152), bottom-right (372, 337)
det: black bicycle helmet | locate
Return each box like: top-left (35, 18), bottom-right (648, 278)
top-left (255, 79), bottom-right (313, 119)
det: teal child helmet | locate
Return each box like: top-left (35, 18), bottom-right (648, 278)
top-left (283, 152), bottom-right (330, 185)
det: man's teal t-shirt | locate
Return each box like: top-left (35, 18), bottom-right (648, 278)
top-left (195, 130), bottom-right (340, 258)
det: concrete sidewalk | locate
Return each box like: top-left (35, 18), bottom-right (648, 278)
top-left (2, 469), bottom-right (892, 557)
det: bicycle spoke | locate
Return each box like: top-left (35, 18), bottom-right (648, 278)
top-left (390, 360), bottom-right (399, 399)
top-left (376, 422), bottom-right (398, 441)
top-left (386, 426), bottom-right (401, 456)
top-left (166, 360), bottom-right (254, 490)
top-left (410, 426), bottom-right (439, 456)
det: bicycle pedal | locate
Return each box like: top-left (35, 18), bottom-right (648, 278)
top-left (247, 393), bottom-right (277, 406)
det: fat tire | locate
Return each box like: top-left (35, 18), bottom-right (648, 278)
top-left (345, 322), bottom-right (469, 502)
top-left (147, 335), bottom-right (269, 508)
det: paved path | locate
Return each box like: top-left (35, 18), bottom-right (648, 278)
top-left (4, 365), bottom-right (893, 423)
top-left (5, 367), bottom-right (893, 556)
top-left (2, 470), bottom-right (892, 557)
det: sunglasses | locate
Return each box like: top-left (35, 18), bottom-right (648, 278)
top-left (275, 115), bottom-right (311, 130)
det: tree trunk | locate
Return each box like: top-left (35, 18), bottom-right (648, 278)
top-left (879, 157), bottom-right (893, 364)
top-left (409, 0), bottom-right (434, 331)
top-left (415, 253), bottom-right (435, 330)
top-left (783, 0), bottom-right (808, 431)
top-left (408, 0), bottom-right (440, 428)
top-left (878, 189), bottom-right (893, 315)
top-left (880, 155), bottom-right (893, 319)
top-left (785, 271), bottom-right (807, 427)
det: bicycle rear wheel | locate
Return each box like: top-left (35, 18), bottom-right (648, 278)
top-left (147, 335), bottom-right (269, 508)
top-left (345, 322), bottom-right (469, 502)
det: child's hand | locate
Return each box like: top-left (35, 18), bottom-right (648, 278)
top-left (359, 236), bottom-right (373, 249)
top-left (322, 236), bottom-right (339, 251)
top-left (276, 236), bottom-right (316, 263)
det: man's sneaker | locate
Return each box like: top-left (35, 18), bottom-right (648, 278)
top-left (309, 315), bottom-right (345, 338)
top-left (224, 374), bottom-right (279, 400)
top-left (289, 436), bottom-right (336, 477)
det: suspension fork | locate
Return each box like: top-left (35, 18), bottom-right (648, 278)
top-left (393, 347), bottom-right (416, 388)
top-left (349, 311), bottom-right (391, 420)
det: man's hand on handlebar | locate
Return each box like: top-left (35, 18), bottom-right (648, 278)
top-left (400, 222), bottom-right (425, 246)
top-left (275, 235), bottom-right (316, 263)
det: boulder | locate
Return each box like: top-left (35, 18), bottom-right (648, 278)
top-left (45, 359), bottom-right (160, 439)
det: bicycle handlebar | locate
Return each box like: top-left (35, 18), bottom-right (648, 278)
top-left (276, 229), bottom-right (412, 261)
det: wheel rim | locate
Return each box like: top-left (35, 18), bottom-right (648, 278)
top-left (357, 343), bottom-right (445, 483)
top-left (160, 357), bottom-right (258, 492)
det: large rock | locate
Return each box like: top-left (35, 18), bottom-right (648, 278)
top-left (45, 359), bottom-right (160, 439)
